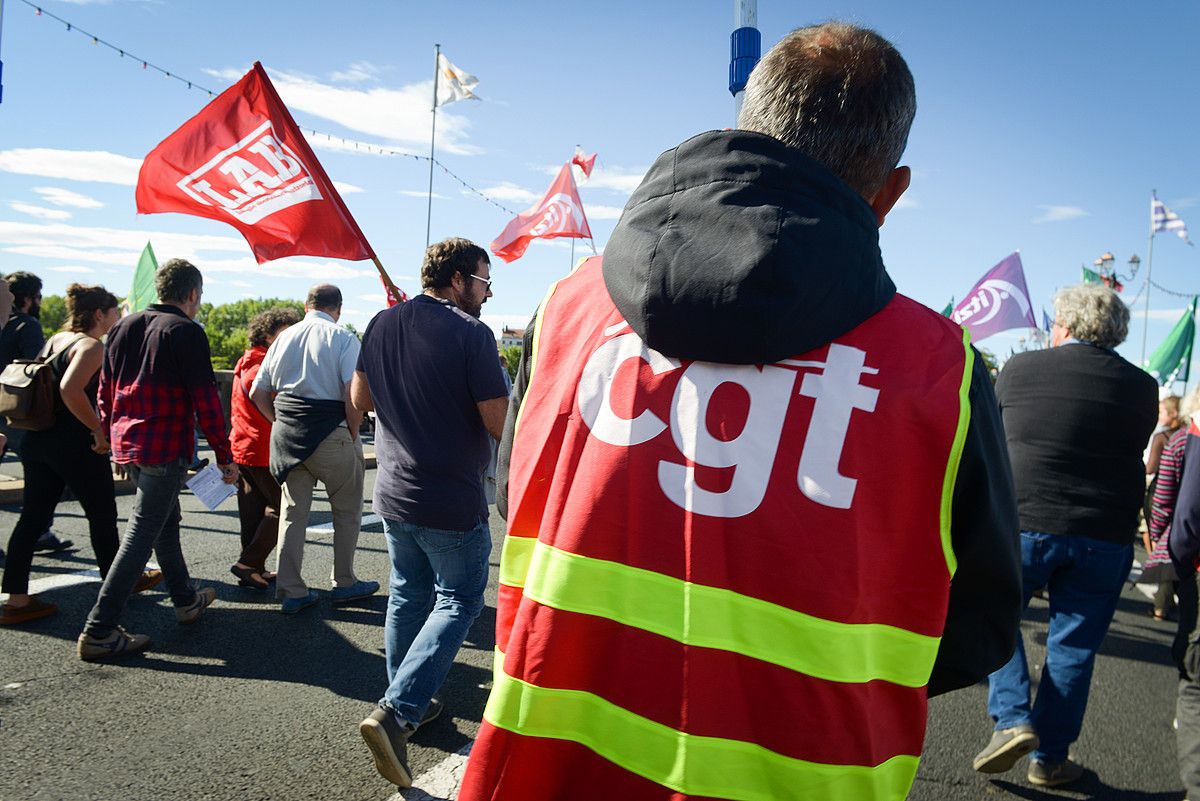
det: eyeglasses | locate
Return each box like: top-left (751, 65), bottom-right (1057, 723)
top-left (469, 274), bottom-right (493, 290)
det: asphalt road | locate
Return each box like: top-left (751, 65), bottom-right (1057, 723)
top-left (0, 453), bottom-right (1190, 801)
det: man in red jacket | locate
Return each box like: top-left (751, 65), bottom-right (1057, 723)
top-left (459, 21), bottom-right (1021, 801)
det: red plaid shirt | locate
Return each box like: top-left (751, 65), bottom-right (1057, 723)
top-left (98, 304), bottom-right (232, 465)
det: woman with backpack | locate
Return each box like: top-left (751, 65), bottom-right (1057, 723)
top-left (0, 284), bottom-right (160, 624)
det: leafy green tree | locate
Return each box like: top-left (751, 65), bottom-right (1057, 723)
top-left (197, 298), bottom-right (304, 369)
top-left (978, 347), bottom-right (1000, 382)
top-left (500, 344), bottom-right (522, 382)
top-left (39, 294), bottom-right (68, 340)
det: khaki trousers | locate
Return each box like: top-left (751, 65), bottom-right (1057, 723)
top-left (275, 427), bottom-right (365, 599)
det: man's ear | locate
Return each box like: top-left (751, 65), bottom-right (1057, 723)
top-left (869, 166), bottom-right (911, 228)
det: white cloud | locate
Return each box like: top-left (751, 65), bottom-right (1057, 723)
top-left (543, 164), bottom-right (647, 195)
top-left (330, 61), bottom-right (384, 84)
top-left (9, 202), bottom-right (72, 221)
top-left (400, 190), bottom-right (448, 200)
top-left (33, 187), bottom-right (105, 209)
top-left (585, 204), bottom-right (624, 221)
top-left (0, 220), bottom-right (374, 280)
top-left (1172, 196), bottom-right (1200, 210)
top-left (229, 280), bottom-right (254, 288)
top-left (209, 66), bottom-right (479, 156)
top-left (892, 194), bottom-right (920, 211)
top-left (0, 148), bottom-right (142, 185)
top-left (477, 183), bottom-right (539, 205)
top-left (482, 313), bottom-right (538, 337)
top-left (332, 181), bottom-right (364, 194)
top-left (49, 265), bottom-right (96, 274)
top-left (1033, 205), bottom-right (1088, 224)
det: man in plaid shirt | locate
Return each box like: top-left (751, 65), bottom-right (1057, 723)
top-left (78, 259), bottom-right (239, 662)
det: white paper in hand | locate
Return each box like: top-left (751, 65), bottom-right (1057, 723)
top-left (186, 463), bottom-right (237, 510)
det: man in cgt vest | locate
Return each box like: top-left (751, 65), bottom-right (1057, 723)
top-left (460, 21), bottom-right (1022, 801)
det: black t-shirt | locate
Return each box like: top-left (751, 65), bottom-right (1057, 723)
top-left (995, 343), bottom-right (1158, 543)
top-left (357, 295), bottom-right (509, 531)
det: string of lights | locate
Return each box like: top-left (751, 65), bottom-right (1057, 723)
top-left (17, 0), bottom-right (520, 216)
top-left (1149, 279), bottom-right (1200, 300)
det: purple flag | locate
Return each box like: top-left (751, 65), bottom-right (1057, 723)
top-left (950, 252), bottom-right (1037, 341)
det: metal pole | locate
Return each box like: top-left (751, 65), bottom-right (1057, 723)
top-left (425, 43), bottom-right (440, 250)
top-left (1142, 226), bottom-right (1156, 364)
top-left (570, 238), bottom-right (575, 272)
top-left (0, 0), bottom-right (7, 105)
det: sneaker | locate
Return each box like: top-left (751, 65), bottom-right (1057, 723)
top-left (281, 589), bottom-right (320, 614)
top-left (330, 579), bottom-right (380, 605)
top-left (188, 457), bottom-right (210, 473)
top-left (972, 724), bottom-right (1039, 773)
top-left (33, 530), bottom-right (74, 553)
top-left (134, 569), bottom-right (163, 594)
top-left (0, 596), bottom-right (57, 625)
top-left (1027, 758), bottom-right (1084, 787)
top-left (420, 698), bottom-right (443, 729)
top-left (77, 626), bottom-right (151, 662)
top-left (359, 707), bottom-right (414, 787)
top-left (175, 587), bottom-right (216, 624)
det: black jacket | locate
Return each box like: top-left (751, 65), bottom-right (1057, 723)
top-left (498, 130), bottom-right (1021, 697)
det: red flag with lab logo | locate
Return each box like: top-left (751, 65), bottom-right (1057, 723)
top-left (491, 163), bottom-right (592, 263)
top-left (136, 62), bottom-right (375, 264)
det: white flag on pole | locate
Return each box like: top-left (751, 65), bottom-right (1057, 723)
top-left (436, 53), bottom-right (480, 106)
top-left (1152, 192), bottom-right (1192, 245)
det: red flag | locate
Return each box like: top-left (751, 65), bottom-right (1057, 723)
top-left (571, 149), bottom-right (597, 178)
top-left (136, 62), bottom-right (375, 265)
top-left (491, 163), bottom-right (592, 263)
top-left (383, 276), bottom-right (408, 307)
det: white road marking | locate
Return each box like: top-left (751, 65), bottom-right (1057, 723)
top-left (307, 513), bottom-right (382, 534)
top-left (1, 563), bottom-right (161, 601)
top-left (389, 742), bottom-right (474, 801)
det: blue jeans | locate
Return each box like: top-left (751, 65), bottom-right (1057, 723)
top-left (987, 530), bottom-right (1133, 762)
top-left (379, 517), bottom-right (491, 727)
top-left (84, 458), bottom-right (198, 637)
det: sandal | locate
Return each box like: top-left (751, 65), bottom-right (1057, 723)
top-left (230, 564), bottom-right (270, 590)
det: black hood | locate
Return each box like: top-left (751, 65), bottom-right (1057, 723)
top-left (603, 130), bottom-right (896, 364)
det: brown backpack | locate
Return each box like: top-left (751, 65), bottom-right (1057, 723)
top-left (0, 334), bottom-right (88, 431)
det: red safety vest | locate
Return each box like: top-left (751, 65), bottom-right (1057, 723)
top-left (459, 257), bottom-right (974, 801)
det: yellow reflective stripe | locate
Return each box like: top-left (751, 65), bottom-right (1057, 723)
top-left (939, 329), bottom-right (973, 578)
top-left (484, 667), bottom-right (919, 801)
top-left (523, 541), bottom-right (939, 687)
top-left (512, 279), bottom-right (561, 438)
top-left (499, 534), bottom-right (536, 588)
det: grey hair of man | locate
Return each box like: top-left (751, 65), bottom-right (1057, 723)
top-left (156, 258), bottom-right (203, 304)
top-left (1053, 283), bottom-right (1130, 350)
top-left (306, 284), bottom-right (342, 312)
top-left (736, 21), bottom-right (916, 199)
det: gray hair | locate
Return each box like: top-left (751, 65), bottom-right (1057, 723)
top-left (1053, 283), bottom-right (1130, 349)
top-left (736, 21), bottom-right (916, 199)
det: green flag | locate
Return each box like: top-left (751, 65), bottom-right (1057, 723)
top-left (941, 298), bottom-right (954, 317)
top-left (1081, 266), bottom-right (1104, 284)
top-left (126, 242), bottom-right (158, 314)
top-left (1145, 298), bottom-right (1197, 385)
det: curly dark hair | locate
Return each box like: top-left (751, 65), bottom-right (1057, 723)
top-left (246, 306), bottom-right (301, 348)
top-left (6, 271), bottom-right (42, 310)
top-left (65, 283), bottom-right (119, 332)
top-left (421, 237), bottom-right (489, 290)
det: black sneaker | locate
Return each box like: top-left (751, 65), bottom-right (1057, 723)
top-left (33, 531), bottom-right (74, 553)
top-left (359, 707), bottom-right (413, 787)
top-left (419, 698), bottom-right (443, 729)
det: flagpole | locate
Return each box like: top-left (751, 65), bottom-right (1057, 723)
top-left (1142, 197), bottom-right (1157, 364)
top-left (425, 43), bottom-right (440, 250)
top-left (372, 255), bottom-right (402, 302)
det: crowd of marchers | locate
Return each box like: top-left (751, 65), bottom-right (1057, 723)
top-left (2, 20), bottom-right (1200, 801)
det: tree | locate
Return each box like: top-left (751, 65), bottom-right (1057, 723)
top-left (39, 295), bottom-right (68, 340)
top-left (197, 298), bottom-right (304, 369)
top-left (500, 344), bottom-right (521, 382)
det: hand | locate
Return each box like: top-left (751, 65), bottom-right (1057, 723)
top-left (218, 463), bottom-right (240, 484)
top-left (90, 429), bottom-right (110, 455)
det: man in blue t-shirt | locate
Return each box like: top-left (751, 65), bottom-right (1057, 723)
top-left (351, 237), bottom-right (509, 788)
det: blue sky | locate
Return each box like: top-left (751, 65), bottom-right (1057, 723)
top-left (0, 0), bottom-right (1197, 368)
